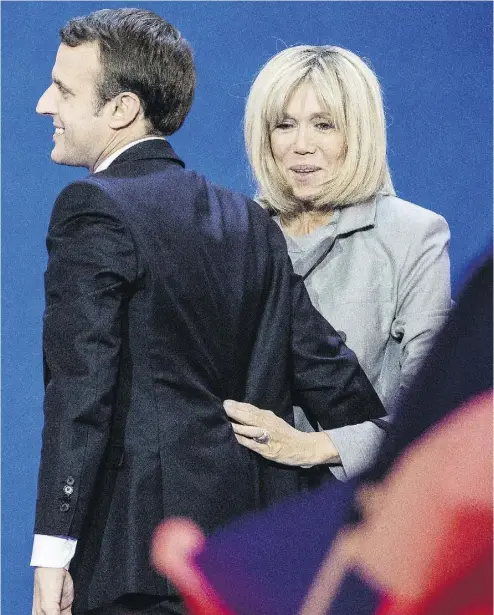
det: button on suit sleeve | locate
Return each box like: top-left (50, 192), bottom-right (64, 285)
top-left (34, 180), bottom-right (138, 539)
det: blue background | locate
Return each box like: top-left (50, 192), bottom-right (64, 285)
top-left (2, 2), bottom-right (492, 612)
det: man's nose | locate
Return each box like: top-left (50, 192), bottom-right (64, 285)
top-left (36, 85), bottom-right (56, 116)
top-left (293, 126), bottom-right (316, 154)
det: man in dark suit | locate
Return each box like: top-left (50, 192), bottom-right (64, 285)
top-left (31, 8), bottom-right (384, 615)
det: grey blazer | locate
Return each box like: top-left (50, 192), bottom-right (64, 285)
top-left (278, 193), bottom-right (451, 478)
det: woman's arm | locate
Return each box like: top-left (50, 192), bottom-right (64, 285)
top-left (295, 409), bottom-right (386, 479)
top-left (392, 213), bottom-right (451, 401)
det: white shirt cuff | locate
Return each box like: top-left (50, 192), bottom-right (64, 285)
top-left (31, 534), bottom-right (77, 569)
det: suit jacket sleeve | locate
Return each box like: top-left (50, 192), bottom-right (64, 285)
top-left (267, 222), bottom-right (385, 429)
top-left (34, 180), bottom-right (138, 538)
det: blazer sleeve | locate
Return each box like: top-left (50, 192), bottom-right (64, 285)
top-left (267, 221), bottom-right (386, 429)
top-left (34, 180), bottom-right (138, 539)
top-left (323, 213), bottom-right (451, 478)
top-left (391, 213), bottom-right (451, 403)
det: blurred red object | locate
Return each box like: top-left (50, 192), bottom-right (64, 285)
top-left (152, 519), bottom-right (236, 615)
top-left (353, 390), bottom-right (493, 615)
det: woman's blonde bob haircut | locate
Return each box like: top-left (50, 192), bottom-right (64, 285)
top-left (244, 45), bottom-right (395, 216)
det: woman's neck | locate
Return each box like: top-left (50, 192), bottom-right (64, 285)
top-left (281, 210), bottom-right (333, 237)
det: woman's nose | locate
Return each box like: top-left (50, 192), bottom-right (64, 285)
top-left (292, 126), bottom-right (316, 153)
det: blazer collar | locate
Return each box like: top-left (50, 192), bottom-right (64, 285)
top-left (106, 138), bottom-right (185, 169)
top-left (335, 194), bottom-right (378, 236)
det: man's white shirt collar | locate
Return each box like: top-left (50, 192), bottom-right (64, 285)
top-left (94, 136), bottom-right (166, 173)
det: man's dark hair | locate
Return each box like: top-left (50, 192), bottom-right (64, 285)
top-left (60, 8), bottom-right (195, 136)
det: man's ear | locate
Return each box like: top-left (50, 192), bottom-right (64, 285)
top-left (108, 92), bottom-right (143, 129)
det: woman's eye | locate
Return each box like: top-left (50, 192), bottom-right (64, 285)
top-left (315, 121), bottom-right (334, 131)
top-left (275, 121), bottom-right (294, 130)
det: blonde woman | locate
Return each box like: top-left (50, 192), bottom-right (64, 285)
top-left (224, 45), bottom-right (451, 480)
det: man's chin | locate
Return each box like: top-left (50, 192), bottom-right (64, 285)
top-left (50, 147), bottom-right (67, 165)
top-left (50, 148), bottom-right (85, 168)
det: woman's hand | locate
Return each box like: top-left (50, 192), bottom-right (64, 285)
top-left (223, 400), bottom-right (340, 466)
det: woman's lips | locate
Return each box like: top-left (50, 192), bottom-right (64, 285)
top-left (289, 165), bottom-right (321, 173)
top-left (289, 166), bottom-right (322, 183)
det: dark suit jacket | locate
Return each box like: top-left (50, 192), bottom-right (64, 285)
top-left (34, 139), bottom-right (384, 612)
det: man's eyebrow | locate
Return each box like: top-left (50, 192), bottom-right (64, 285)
top-left (53, 77), bottom-right (75, 95)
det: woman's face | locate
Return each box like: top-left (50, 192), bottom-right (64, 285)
top-left (270, 82), bottom-right (345, 203)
